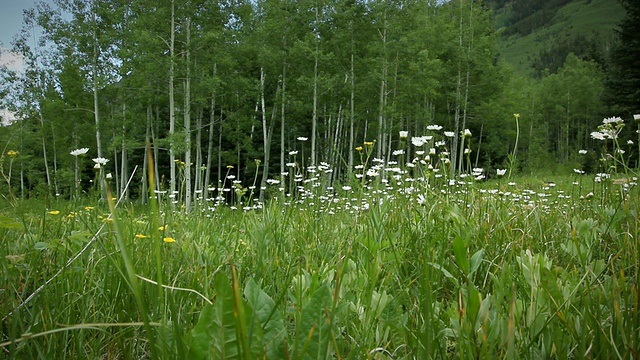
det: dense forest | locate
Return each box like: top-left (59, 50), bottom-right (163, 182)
top-left (0, 0), bottom-right (637, 207)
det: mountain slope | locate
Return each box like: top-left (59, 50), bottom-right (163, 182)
top-left (490, 0), bottom-right (625, 76)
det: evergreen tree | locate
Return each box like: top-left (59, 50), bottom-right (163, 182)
top-left (605, 0), bottom-right (640, 116)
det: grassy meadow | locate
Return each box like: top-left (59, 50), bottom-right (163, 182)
top-left (1, 118), bottom-right (639, 359)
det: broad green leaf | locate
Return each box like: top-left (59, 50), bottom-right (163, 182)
top-left (244, 278), bottom-right (286, 360)
top-left (0, 216), bottom-right (23, 229)
top-left (212, 272), bottom-right (242, 359)
top-left (469, 249), bottom-right (484, 277)
top-left (540, 267), bottom-right (563, 310)
top-left (297, 284), bottom-right (332, 360)
top-left (186, 272), bottom-right (239, 359)
top-left (370, 290), bottom-right (392, 318)
top-left (34, 242), bottom-right (49, 250)
top-left (187, 303), bottom-right (216, 359)
top-left (68, 231), bottom-right (92, 245)
top-left (452, 235), bottom-right (469, 274)
top-left (466, 285), bottom-right (481, 326)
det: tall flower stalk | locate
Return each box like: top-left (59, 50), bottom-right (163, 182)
top-left (635, 114), bottom-right (640, 167)
top-left (92, 156), bottom-right (109, 197)
top-left (461, 129), bottom-right (472, 174)
top-left (399, 130), bottom-right (408, 173)
top-left (591, 116), bottom-right (625, 173)
top-left (1, 149), bottom-right (19, 202)
top-left (70, 148), bottom-right (89, 198)
top-left (508, 114), bottom-right (520, 179)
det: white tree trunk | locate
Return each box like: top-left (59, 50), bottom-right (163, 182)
top-left (169, 0), bottom-right (176, 196)
top-left (184, 18), bottom-right (192, 212)
top-left (280, 63), bottom-right (286, 183)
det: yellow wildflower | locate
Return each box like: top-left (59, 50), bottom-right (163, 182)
top-left (226, 165), bottom-right (234, 169)
top-left (355, 146), bottom-right (363, 151)
top-left (47, 210), bottom-right (60, 215)
top-left (84, 206), bottom-right (94, 211)
top-left (514, 113), bottom-right (521, 119)
top-left (6, 150), bottom-right (18, 156)
top-left (364, 141), bottom-right (374, 146)
top-left (158, 224), bottom-right (168, 231)
top-left (163, 237), bottom-right (176, 243)
top-left (135, 234), bottom-right (148, 239)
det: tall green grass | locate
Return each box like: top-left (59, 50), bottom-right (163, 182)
top-left (1, 118), bottom-right (639, 359)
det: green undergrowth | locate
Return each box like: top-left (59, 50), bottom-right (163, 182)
top-left (1, 170), bottom-right (638, 359)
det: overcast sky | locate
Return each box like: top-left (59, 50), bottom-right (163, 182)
top-left (0, 0), bottom-right (52, 71)
top-left (0, 0), bottom-right (40, 49)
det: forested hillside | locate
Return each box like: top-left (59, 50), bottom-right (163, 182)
top-left (486, 0), bottom-right (625, 76)
top-left (0, 0), bottom-right (636, 205)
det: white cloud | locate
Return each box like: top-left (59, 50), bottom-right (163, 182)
top-left (0, 47), bottom-right (24, 72)
top-left (0, 47), bottom-right (23, 126)
top-left (1, 108), bottom-right (17, 126)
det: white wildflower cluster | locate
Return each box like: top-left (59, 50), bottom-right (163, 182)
top-left (472, 168), bottom-right (484, 181)
top-left (177, 119), bottom-right (639, 217)
top-left (591, 116), bottom-right (625, 141)
top-left (70, 148), bottom-right (89, 156)
top-left (92, 157), bottom-right (109, 169)
top-left (411, 136), bottom-right (433, 147)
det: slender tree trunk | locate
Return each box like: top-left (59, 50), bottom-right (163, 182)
top-left (333, 103), bottom-right (343, 184)
top-left (194, 108), bottom-right (202, 203)
top-left (458, 0), bottom-right (473, 174)
top-left (169, 0), bottom-right (176, 197)
top-left (217, 108), bottom-right (223, 188)
top-left (452, 69), bottom-right (461, 177)
top-left (204, 64), bottom-right (217, 201)
top-left (20, 120), bottom-right (25, 199)
top-left (474, 123), bottom-right (483, 168)
top-left (458, 67), bottom-right (470, 174)
top-left (91, 0), bottom-right (104, 195)
top-left (311, 5), bottom-right (320, 167)
top-left (154, 107), bottom-right (161, 193)
top-left (348, 53), bottom-right (355, 171)
top-left (377, 75), bottom-right (386, 160)
top-left (121, 102), bottom-right (128, 199)
top-left (451, 0), bottom-right (465, 177)
top-left (50, 123), bottom-right (59, 196)
top-left (184, 18), bottom-right (192, 212)
top-left (142, 104), bottom-right (152, 205)
top-left (112, 131), bottom-right (118, 193)
top-left (92, 0), bottom-right (102, 161)
top-left (377, 12), bottom-right (388, 161)
top-left (259, 68), bottom-right (277, 202)
top-left (280, 63), bottom-right (286, 183)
